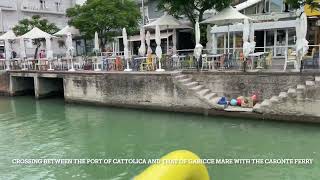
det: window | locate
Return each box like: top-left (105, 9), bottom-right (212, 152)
top-left (288, 28), bottom-right (296, 45)
top-left (266, 30), bottom-right (274, 46)
top-left (245, 5), bottom-right (257, 15)
top-left (55, 1), bottom-right (61, 12)
top-left (39, 0), bottom-right (46, 10)
top-left (270, 0), bottom-right (282, 12)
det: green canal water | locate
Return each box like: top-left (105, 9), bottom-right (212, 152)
top-left (0, 97), bottom-right (320, 180)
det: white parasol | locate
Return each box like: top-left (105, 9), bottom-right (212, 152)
top-left (243, 18), bottom-right (251, 58)
top-left (201, 6), bottom-right (252, 54)
top-left (138, 27), bottom-right (146, 56)
top-left (54, 25), bottom-right (80, 36)
top-left (4, 39), bottom-right (11, 70)
top-left (146, 31), bottom-right (152, 55)
top-left (123, 28), bottom-right (132, 71)
top-left (66, 32), bottom-right (75, 71)
top-left (94, 31), bottom-right (99, 53)
top-left (194, 21), bottom-right (203, 61)
top-left (155, 25), bottom-right (164, 71)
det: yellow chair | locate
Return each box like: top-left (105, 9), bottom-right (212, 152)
top-left (303, 48), bottom-right (316, 61)
top-left (140, 54), bottom-right (154, 71)
top-left (265, 50), bottom-right (273, 67)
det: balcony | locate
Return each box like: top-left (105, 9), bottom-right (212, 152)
top-left (21, 1), bottom-right (66, 15)
top-left (0, 0), bottom-right (17, 11)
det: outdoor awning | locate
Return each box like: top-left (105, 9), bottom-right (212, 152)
top-left (201, 6), bottom-right (253, 25)
top-left (235, 0), bottom-right (262, 11)
top-left (54, 25), bottom-right (80, 36)
top-left (0, 30), bottom-right (16, 40)
top-left (18, 27), bottom-right (56, 39)
top-left (117, 32), bottom-right (173, 42)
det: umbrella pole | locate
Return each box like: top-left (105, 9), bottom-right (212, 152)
top-left (167, 28), bottom-right (169, 55)
top-left (124, 57), bottom-right (132, 71)
top-left (227, 25), bottom-right (230, 55)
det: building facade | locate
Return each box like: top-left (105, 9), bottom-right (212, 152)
top-left (212, 0), bottom-right (320, 57)
top-left (0, 0), bottom-right (77, 33)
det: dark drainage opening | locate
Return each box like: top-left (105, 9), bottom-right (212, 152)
top-left (37, 78), bottom-right (64, 99)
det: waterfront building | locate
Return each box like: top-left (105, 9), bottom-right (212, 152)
top-left (0, 0), bottom-right (82, 57)
top-left (211, 0), bottom-right (320, 58)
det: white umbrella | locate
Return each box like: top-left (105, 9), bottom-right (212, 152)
top-left (54, 25), bottom-right (80, 36)
top-left (194, 21), bottom-right (203, 62)
top-left (145, 12), bottom-right (191, 55)
top-left (146, 31), bottom-right (152, 55)
top-left (93, 31), bottom-right (101, 71)
top-left (19, 38), bottom-right (26, 59)
top-left (4, 39), bottom-right (11, 70)
top-left (243, 18), bottom-right (251, 58)
top-left (172, 29), bottom-right (177, 55)
top-left (155, 25), bottom-right (164, 71)
top-left (0, 30), bottom-right (16, 40)
top-left (138, 27), bottom-right (146, 56)
top-left (19, 38), bottom-right (28, 70)
top-left (206, 25), bottom-right (212, 51)
top-left (45, 37), bottom-right (54, 70)
top-left (66, 32), bottom-right (75, 71)
top-left (94, 31), bottom-right (99, 53)
top-left (201, 6), bottom-right (252, 54)
top-left (0, 30), bottom-right (16, 70)
top-left (211, 25), bottom-right (218, 54)
top-left (18, 27), bottom-right (55, 39)
top-left (249, 21), bottom-right (256, 53)
top-left (123, 28), bottom-right (132, 71)
top-left (296, 12), bottom-right (309, 70)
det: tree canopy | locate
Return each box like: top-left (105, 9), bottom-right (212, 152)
top-left (158, 0), bottom-right (232, 25)
top-left (13, 15), bottom-right (59, 59)
top-left (13, 15), bottom-right (59, 36)
top-left (66, 0), bottom-right (141, 48)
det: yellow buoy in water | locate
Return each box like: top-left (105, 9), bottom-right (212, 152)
top-left (134, 150), bottom-right (210, 180)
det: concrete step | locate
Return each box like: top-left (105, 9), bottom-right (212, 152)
top-left (315, 76), bottom-right (320, 85)
top-left (209, 97), bottom-right (226, 110)
top-left (178, 78), bottom-right (192, 83)
top-left (279, 92), bottom-right (288, 100)
top-left (175, 75), bottom-right (187, 80)
top-left (287, 88), bottom-right (297, 98)
top-left (184, 81), bottom-right (198, 88)
top-left (260, 99), bottom-right (271, 108)
top-left (197, 89), bottom-right (211, 96)
top-left (306, 80), bottom-right (315, 86)
top-left (296, 85), bottom-right (306, 101)
top-left (270, 96), bottom-right (280, 104)
top-left (190, 85), bottom-right (204, 91)
top-left (204, 92), bottom-right (218, 101)
top-left (253, 103), bottom-right (263, 113)
top-left (297, 84), bottom-right (306, 91)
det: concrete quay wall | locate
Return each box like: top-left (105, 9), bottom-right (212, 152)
top-left (185, 71), bottom-right (316, 100)
top-left (1, 70), bottom-right (320, 122)
top-left (63, 72), bottom-right (207, 113)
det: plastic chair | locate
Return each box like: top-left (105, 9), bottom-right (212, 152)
top-left (302, 48), bottom-right (316, 69)
top-left (115, 56), bottom-right (123, 71)
top-left (284, 49), bottom-right (298, 71)
top-left (265, 50), bottom-right (273, 68)
top-left (74, 56), bottom-right (84, 70)
top-left (140, 55), bottom-right (154, 71)
top-left (201, 54), bottom-right (212, 70)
